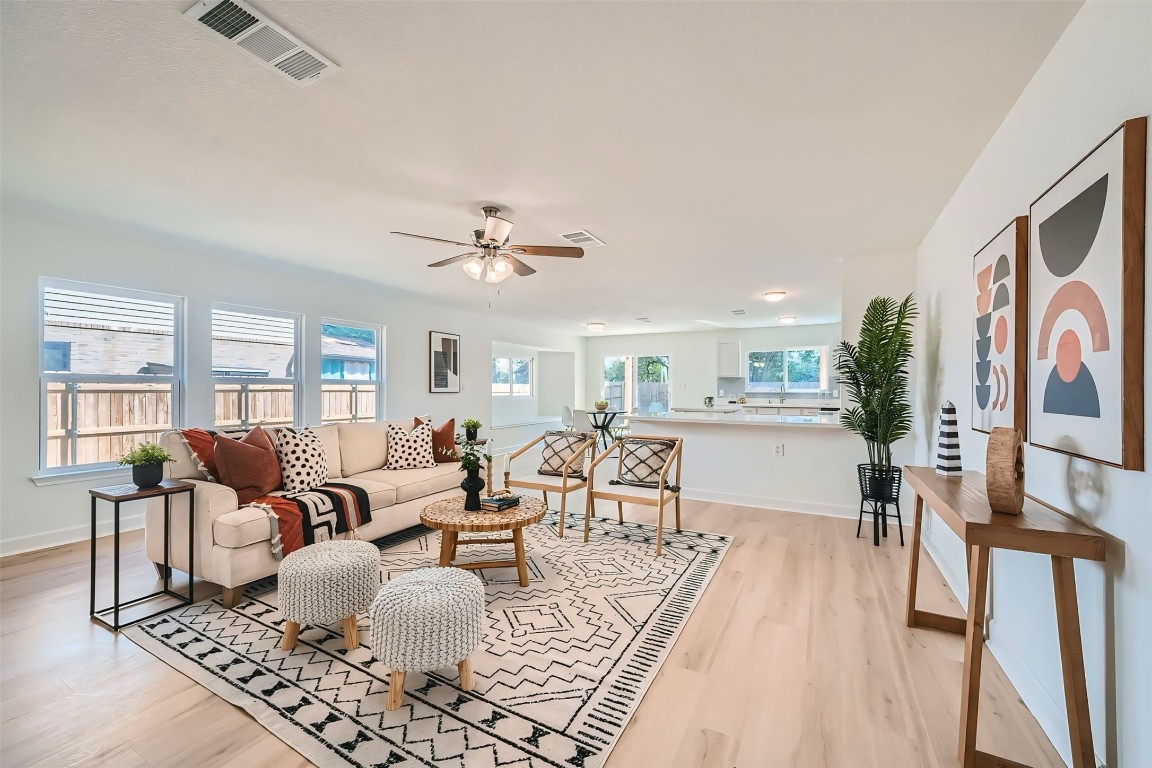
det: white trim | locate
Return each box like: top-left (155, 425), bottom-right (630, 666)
top-left (679, 487), bottom-right (860, 519)
top-left (31, 465), bottom-right (131, 487)
top-left (211, 301), bottom-right (304, 427)
top-left (0, 512), bottom-right (144, 557)
top-left (320, 317), bottom-right (384, 421)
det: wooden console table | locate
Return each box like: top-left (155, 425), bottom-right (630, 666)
top-left (903, 466), bottom-right (1105, 768)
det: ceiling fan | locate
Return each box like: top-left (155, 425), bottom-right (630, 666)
top-left (391, 206), bottom-right (584, 283)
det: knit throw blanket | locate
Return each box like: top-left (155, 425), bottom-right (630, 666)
top-left (247, 483), bottom-right (372, 559)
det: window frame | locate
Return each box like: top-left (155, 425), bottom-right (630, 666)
top-left (320, 317), bottom-right (385, 423)
top-left (745, 345), bottom-right (830, 393)
top-left (211, 302), bottom-right (303, 430)
top-left (38, 277), bottom-right (185, 475)
top-left (491, 356), bottom-right (534, 397)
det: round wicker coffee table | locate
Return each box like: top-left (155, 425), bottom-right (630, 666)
top-left (420, 496), bottom-right (546, 587)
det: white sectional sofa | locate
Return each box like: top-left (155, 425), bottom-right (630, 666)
top-left (144, 420), bottom-right (464, 608)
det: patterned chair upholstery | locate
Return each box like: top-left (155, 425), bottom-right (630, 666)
top-left (503, 431), bottom-right (596, 538)
top-left (585, 434), bottom-right (683, 556)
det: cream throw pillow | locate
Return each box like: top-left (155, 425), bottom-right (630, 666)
top-left (384, 422), bottom-right (437, 470)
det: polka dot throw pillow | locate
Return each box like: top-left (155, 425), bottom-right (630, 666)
top-left (384, 422), bottom-right (437, 470)
top-left (276, 428), bottom-right (330, 493)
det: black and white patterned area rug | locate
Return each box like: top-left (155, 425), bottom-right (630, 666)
top-left (124, 511), bottom-right (730, 768)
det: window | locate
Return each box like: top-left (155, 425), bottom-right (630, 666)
top-left (602, 355), bottom-right (671, 413)
top-left (212, 305), bottom-right (301, 430)
top-left (321, 321), bottom-right (383, 424)
top-left (491, 357), bottom-right (533, 396)
top-left (746, 346), bottom-right (829, 392)
top-left (40, 280), bottom-right (183, 471)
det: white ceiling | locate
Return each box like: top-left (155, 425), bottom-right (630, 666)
top-left (1, 0), bottom-right (1080, 335)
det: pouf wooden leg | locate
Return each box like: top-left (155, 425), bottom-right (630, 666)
top-left (342, 616), bottom-right (359, 650)
top-left (387, 670), bottom-right (406, 711)
top-left (458, 658), bottom-right (474, 691)
top-left (281, 620), bottom-right (301, 651)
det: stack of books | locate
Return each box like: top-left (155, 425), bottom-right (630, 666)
top-left (480, 494), bottom-right (520, 512)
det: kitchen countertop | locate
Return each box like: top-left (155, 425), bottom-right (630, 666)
top-left (735, 401), bottom-right (840, 410)
top-left (631, 411), bottom-right (843, 429)
top-left (672, 405), bottom-right (743, 413)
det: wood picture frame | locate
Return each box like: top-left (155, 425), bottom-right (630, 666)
top-left (1027, 116), bottom-right (1146, 470)
top-left (972, 216), bottom-right (1028, 437)
top-left (429, 331), bottom-right (461, 393)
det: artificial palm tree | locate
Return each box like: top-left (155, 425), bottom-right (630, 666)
top-left (835, 294), bottom-right (917, 477)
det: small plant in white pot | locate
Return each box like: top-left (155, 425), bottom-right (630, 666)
top-left (118, 442), bottom-right (177, 488)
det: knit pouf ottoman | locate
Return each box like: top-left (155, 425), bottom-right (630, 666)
top-left (369, 567), bottom-right (486, 711)
top-left (279, 540), bottom-right (380, 652)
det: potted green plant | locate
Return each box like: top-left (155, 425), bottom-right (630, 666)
top-left (442, 440), bottom-right (491, 511)
top-left (594, 400), bottom-right (609, 411)
top-left (117, 442), bottom-right (177, 488)
top-left (835, 294), bottom-right (917, 504)
top-left (461, 418), bottom-right (482, 442)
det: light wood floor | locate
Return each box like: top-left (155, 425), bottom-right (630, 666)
top-left (0, 501), bottom-right (1063, 768)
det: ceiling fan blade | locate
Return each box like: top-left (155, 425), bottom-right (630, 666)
top-left (483, 215), bottom-right (514, 245)
top-left (427, 252), bottom-right (477, 268)
top-left (506, 245), bottom-right (584, 258)
top-left (391, 231), bottom-right (473, 247)
top-left (507, 255), bottom-right (536, 276)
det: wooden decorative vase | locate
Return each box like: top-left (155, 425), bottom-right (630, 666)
top-left (985, 427), bottom-right (1024, 514)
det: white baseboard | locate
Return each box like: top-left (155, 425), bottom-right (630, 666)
top-left (0, 514), bottom-right (144, 558)
top-left (679, 487), bottom-right (859, 520)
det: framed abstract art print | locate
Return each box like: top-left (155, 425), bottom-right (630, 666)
top-left (429, 331), bottom-right (461, 393)
top-left (972, 216), bottom-right (1028, 436)
top-left (1028, 116), bottom-right (1146, 470)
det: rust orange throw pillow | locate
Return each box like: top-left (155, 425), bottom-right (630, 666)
top-left (415, 417), bottom-right (457, 463)
top-left (180, 428), bottom-right (219, 480)
top-left (214, 427), bottom-right (282, 504)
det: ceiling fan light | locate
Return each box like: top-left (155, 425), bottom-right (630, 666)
top-left (483, 216), bottom-right (514, 245)
top-left (462, 256), bottom-right (485, 280)
top-left (485, 255), bottom-right (514, 283)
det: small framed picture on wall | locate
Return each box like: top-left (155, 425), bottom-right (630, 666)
top-left (429, 331), bottom-right (461, 393)
top-left (972, 216), bottom-right (1028, 436)
top-left (1027, 116), bottom-right (1146, 470)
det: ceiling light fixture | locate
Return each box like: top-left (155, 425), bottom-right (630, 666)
top-left (587, 322), bottom-right (606, 333)
top-left (763, 291), bottom-right (787, 302)
top-left (485, 255), bottom-right (514, 284)
top-left (462, 256), bottom-right (485, 280)
top-left (779, 316), bottom-right (797, 324)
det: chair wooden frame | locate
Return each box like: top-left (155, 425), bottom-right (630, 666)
top-left (584, 434), bottom-right (683, 556)
top-left (504, 432), bottom-right (596, 538)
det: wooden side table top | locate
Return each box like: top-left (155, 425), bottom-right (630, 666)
top-left (903, 466), bottom-right (1105, 561)
top-left (421, 496), bottom-right (546, 532)
top-left (89, 479), bottom-right (196, 502)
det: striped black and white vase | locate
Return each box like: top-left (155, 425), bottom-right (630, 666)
top-left (936, 401), bottom-right (962, 476)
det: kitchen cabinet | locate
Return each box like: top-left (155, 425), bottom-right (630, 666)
top-left (717, 341), bottom-right (742, 378)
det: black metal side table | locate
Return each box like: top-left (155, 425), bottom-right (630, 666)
top-left (89, 479), bottom-right (195, 631)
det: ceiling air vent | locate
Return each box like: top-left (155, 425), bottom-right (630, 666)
top-left (731, 309), bottom-right (748, 316)
top-left (560, 230), bottom-right (606, 248)
top-left (636, 317), bottom-right (653, 323)
top-left (184, 0), bottom-right (338, 86)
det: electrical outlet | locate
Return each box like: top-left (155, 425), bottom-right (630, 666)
top-left (774, 444), bottom-right (784, 457)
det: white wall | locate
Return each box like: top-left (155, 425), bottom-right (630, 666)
top-left (841, 250), bottom-right (917, 343)
top-left (582, 324), bottom-right (841, 408)
top-left (914, 4), bottom-right (1151, 765)
top-left (0, 204), bottom-right (585, 555)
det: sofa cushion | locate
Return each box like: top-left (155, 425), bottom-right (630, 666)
top-left (330, 478), bottom-right (397, 510)
top-left (416, 417), bottom-right (458, 463)
top-left (617, 438), bottom-right (676, 489)
top-left (213, 505), bottom-right (275, 549)
top-left (214, 427), bottom-right (282, 504)
top-left (276, 428), bottom-right (329, 492)
top-left (179, 428), bottom-right (220, 480)
top-left (337, 422), bottom-right (390, 476)
top-left (384, 422), bottom-right (436, 470)
top-left (538, 430), bottom-right (589, 479)
top-left (356, 463), bottom-right (462, 504)
top-left (307, 424), bottom-right (343, 479)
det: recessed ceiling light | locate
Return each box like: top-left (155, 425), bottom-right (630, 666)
top-left (763, 291), bottom-right (787, 302)
top-left (779, 316), bottom-right (797, 324)
top-left (587, 322), bottom-right (606, 332)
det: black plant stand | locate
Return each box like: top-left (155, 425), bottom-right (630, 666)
top-left (856, 464), bottom-right (904, 547)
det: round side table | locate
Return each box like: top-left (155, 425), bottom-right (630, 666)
top-left (420, 496), bottom-right (546, 587)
